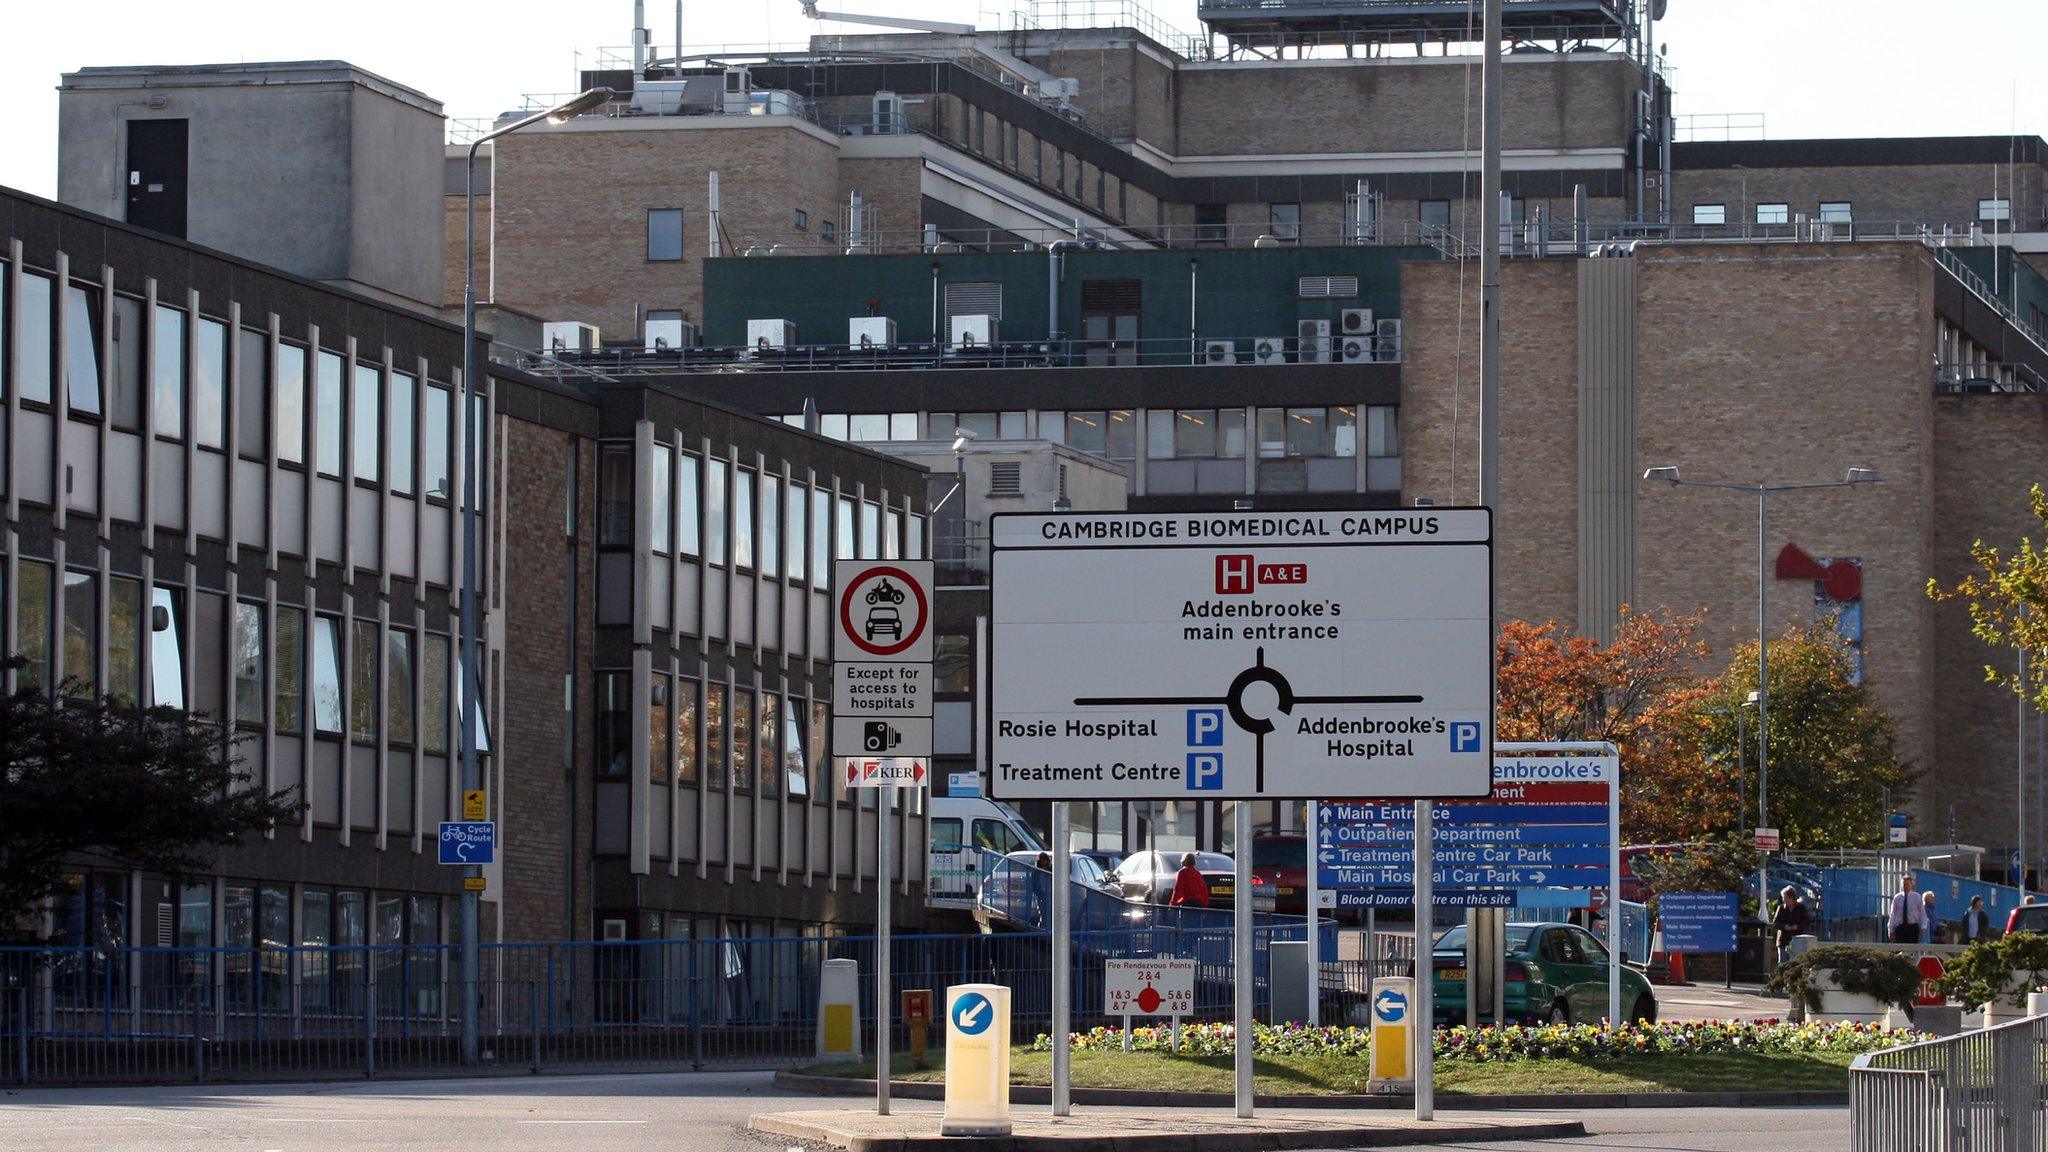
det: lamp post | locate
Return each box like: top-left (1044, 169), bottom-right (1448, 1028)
top-left (1643, 466), bottom-right (1879, 916)
top-left (459, 87), bottom-right (613, 1066)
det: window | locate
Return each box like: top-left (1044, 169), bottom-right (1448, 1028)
top-left (1106, 410), bottom-right (1136, 459)
top-left (1174, 409), bottom-right (1218, 457)
top-left (387, 629), bottom-right (415, 747)
top-left (109, 296), bottom-right (143, 428)
top-left (1331, 406), bottom-right (1357, 458)
top-left (277, 345), bottom-right (307, 464)
top-left (761, 475), bottom-right (781, 577)
top-left (859, 501), bottom-right (880, 559)
top-left (421, 633), bottom-right (449, 755)
top-left (836, 496), bottom-right (855, 560)
top-left (809, 700), bottom-right (829, 800)
top-left (676, 676), bottom-right (698, 784)
top-left (936, 633), bottom-right (971, 693)
top-left (238, 328), bottom-right (268, 455)
top-left (647, 209), bottom-right (684, 262)
top-left (1063, 410), bottom-right (1107, 454)
top-left (705, 681), bottom-right (727, 790)
top-left (152, 304), bottom-right (185, 434)
top-left (423, 385), bottom-right (450, 496)
top-left (705, 458), bottom-right (728, 564)
top-left (785, 479), bottom-right (806, 580)
top-left (233, 602), bottom-right (264, 725)
top-left (891, 413), bottom-right (918, 440)
top-left (652, 443), bottom-right (674, 553)
top-left (734, 470), bottom-right (756, 570)
top-left (1285, 407), bottom-right (1326, 457)
top-left (648, 672), bottom-right (670, 783)
top-left (884, 509), bottom-right (901, 559)
top-left (1419, 200), bottom-right (1452, 230)
top-left (312, 615), bottom-right (343, 734)
top-left (16, 274), bottom-right (53, 405)
top-left (811, 488), bottom-right (830, 585)
top-left (678, 453), bottom-right (700, 554)
top-left (195, 318), bottom-right (227, 448)
top-left (1692, 203), bottom-right (1726, 226)
top-left (108, 576), bottom-right (143, 706)
top-left (389, 371), bottom-right (415, 494)
top-left (1256, 408), bottom-right (1285, 458)
top-left (1819, 201), bottom-right (1853, 223)
top-left (350, 619), bottom-right (378, 743)
top-left (600, 445), bottom-right (632, 546)
top-left (149, 586), bottom-right (184, 709)
top-left (275, 606), bottom-right (305, 733)
top-left (60, 571), bottom-right (95, 698)
top-left (1981, 199), bottom-right (2012, 222)
top-left (65, 286), bottom-right (102, 415)
top-left (1146, 410), bottom-right (1175, 459)
top-left (352, 363), bottom-right (381, 482)
top-left (782, 696), bottom-right (807, 796)
top-left (1195, 203), bottom-right (1228, 246)
top-left (1081, 280), bottom-right (1141, 367)
top-left (1756, 202), bottom-right (1790, 225)
top-left (1269, 203), bottom-right (1301, 242)
top-left (1368, 406), bottom-right (1400, 457)
top-left (793, 208), bottom-right (808, 231)
top-left (908, 513), bottom-right (925, 559)
top-left (316, 352), bottom-right (344, 475)
top-left (731, 689), bottom-right (753, 792)
top-left (848, 414), bottom-right (889, 441)
top-left (758, 691), bottom-right (779, 797)
top-left (819, 413), bottom-right (847, 440)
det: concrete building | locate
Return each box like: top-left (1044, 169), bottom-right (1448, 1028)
top-left (58, 63), bottom-right (447, 311)
top-left (0, 184), bottom-right (929, 972)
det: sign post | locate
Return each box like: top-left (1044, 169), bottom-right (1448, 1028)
top-left (833, 558), bottom-right (935, 1118)
top-left (1051, 801), bottom-right (1071, 1117)
top-left (1413, 798), bottom-right (1433, 1122)
top-left (988, 509), bottom-right (1495, 1121)
top-left (1307, 801), bottom-right (1321, 1028)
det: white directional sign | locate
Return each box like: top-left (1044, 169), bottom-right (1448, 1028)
top-left (1104, 958), bottom-right (1196, 1017)
top-left (832, 559), bottom-right (936, 778)
top-left (989, 510), bottom-right (1493, 800)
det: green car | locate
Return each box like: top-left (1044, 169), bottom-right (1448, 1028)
top-left (1429, 920), bottom-right (1657, 1026)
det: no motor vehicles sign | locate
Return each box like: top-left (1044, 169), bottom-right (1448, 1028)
top-left (989, 509), bottom-right (1493, 801)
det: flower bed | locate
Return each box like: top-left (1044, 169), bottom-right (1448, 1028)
top-left (1033, 1019), bottom-right (1920, 1063)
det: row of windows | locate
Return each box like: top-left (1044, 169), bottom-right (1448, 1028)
top-left (595, 671), bottom-right (918, 817)
top-left (10, 557), bottom-right (486, 752)
top-left (773, 408), bottom-right (1402, 463)
top-left (0, 264), bottom-right (468, 500)
top-left (58, 870), bottom-right (444, 955)
top-left (963, 100), bottom-right (1130, 225)
top-left (1689, 201), bottom-right (1903, 226)
top-left (598, 446), bottom-right (925, 575)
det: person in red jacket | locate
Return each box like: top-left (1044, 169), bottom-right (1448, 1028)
top-left (1169, 853), bottom-right (1210, 908)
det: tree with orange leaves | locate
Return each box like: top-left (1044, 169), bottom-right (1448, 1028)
top-left (1495, 607), bottom-right (1723, 843)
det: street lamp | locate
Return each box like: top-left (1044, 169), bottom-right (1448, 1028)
top-left (1642, 465), bottom-right (1880, 915)
top-left (458, 86), bottom-right (614, 1066)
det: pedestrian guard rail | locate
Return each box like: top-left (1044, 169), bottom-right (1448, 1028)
top-left (1849, 1013), bottom-right (2048, 1151)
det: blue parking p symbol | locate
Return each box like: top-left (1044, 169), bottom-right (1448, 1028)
top-left (1450, 722), bottom-right (1482, 753)
top-left (1187, 709), bottom-right (1224, 747)
top-left (1187, 753), bottom-right (1223, 791)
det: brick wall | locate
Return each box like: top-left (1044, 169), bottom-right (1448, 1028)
top-left (1930, 395), bottom-right (2048, 852)
top-left (444, 192), bottom-right (486, 310)
top-left (494, 415), bottom-right (597, 943)
top-left (1672, 163), bottom-right (2045, 231)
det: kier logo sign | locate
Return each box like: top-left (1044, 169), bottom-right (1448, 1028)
top-left (1215, 554), bottom-right (1310, 595)
top-left (845, 757), bottom-right (927, 789)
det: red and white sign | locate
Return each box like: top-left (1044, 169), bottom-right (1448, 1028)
top-left (836, 563), bottom-right (933, 660)
top-left (1915, 955), bottom-right (1946, 1007)
top-left (1104, 958), bottom-right (1195, 1017)
top-left (1215, 554), bottom-right (1309, 594)
top-left (1755, 828), bottom-right (1782, 852)
top-left (845, 757), bottom-right (928, 789)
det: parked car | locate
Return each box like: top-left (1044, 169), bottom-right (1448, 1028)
top-left (1108, 850), bottom-right (1275, 912)
top-left (1250, 834), bottom-right (1308, 916)
top-left (1077, 849), bottom-right (1128, 874)
top-left (2006, 903), bottom-right (2048, 936)
top-left (1427, 920), bottom-right (1657, 1025)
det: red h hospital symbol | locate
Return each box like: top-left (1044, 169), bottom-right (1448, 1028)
top-left (1216, 554), bottom-right (1254, 595)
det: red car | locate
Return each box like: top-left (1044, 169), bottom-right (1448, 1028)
top-left (1251, 834), bottom-right (1309, 916)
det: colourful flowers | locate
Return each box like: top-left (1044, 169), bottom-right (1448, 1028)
top-left (1032, 1018), bottom-right (1922, 1064)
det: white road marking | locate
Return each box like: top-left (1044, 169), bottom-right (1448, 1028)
top-left (515, 1119), bottom-right (650, 1125)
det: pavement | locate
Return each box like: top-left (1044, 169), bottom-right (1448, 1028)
top-left (0, 1069), bottom-right (1849, 1152)
top-left (1649, 983), bottom-right (1794, 1023)
top-left (752, 1105), bottom-right (1584, 1151)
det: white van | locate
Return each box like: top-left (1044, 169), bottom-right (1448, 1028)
top-left (928, 796), bottom-right (1047, 910)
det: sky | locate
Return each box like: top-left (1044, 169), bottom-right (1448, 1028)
top-left (1, 0), bottom-right (2040, 200)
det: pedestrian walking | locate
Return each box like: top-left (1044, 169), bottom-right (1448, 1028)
top-left (1772, 886), bottom-right (1813, 962)
top-left (1888, 874), bottom-right (1927, 944)
top-left (1922, 890), bottom-right (1942, 944)
top-left (1963, 895), bottom-right (1996, 943)
top-left (1169, 852), bottom-right (1210, 909)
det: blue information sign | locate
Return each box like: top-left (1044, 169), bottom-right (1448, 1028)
top-left (1659, 891), bottom-right (1737, 953)
top-left (1318, 823), bottom-right (1610, 849)
top-left (437, 821), bottom-right (497, 866)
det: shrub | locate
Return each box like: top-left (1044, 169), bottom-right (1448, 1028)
top-left (1935, 933), bottom-right (2048, 1009)
top-left (1766, 945), bottom-right (1922, 1014)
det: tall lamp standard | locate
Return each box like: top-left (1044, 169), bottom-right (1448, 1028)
top-left (1642, 466), bottom-right (1880, 917)
top-left (459, 88), bottom-right (614, 1065)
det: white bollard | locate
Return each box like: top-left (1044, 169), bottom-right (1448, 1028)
top-left (942, 985), bottom-right (1012, 1137)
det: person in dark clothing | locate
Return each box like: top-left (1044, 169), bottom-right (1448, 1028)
top-left (1772, 886), bottom-right (1813, 962)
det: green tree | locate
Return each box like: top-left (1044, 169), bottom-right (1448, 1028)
top-left (1630, 832), bottom-right (1758, 916)
top-left (1691, 622), bottom-right (1913, 850)
top-left (0, 674), bottom-right (300, 929)
top-left (1926, 483), bottom-right (2048, 709)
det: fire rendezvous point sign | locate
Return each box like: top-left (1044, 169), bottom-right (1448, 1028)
top-left (989, 509), bottom-right (1494, 801)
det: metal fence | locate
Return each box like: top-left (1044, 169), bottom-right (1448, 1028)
top-left (1850, 1013), bottom-right (2048, 1151)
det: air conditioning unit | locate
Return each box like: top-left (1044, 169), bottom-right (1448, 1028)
top-left (1375, 318), bottom-right (1403, 362)
top-left (1339, 334), bottom-right (1373, 364)
top-left (1296, 318), bottom-right (1332, 364)
top-left (746, 318), bottom-right (796, 355)
top-left (1251, 337), bottom-right (1288, 365)
top-left (721, 66), bottom-right (753, 114)
top-left (1200, 339), bottom-right (1238, 366)
top-left (849, 316), bottom-right (898, 349)
top-left (949, 314), bottom-right (995, 349)
top-left (1340, 308), bottom-right (1375, 336)
top-left (644, 318), bottom-right (698, 352)
top-left (542, 321), bottom-right (600, 353)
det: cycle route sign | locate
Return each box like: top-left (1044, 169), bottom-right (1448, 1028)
top-left (832, 560), bottom-right (935, 787)
top-left (987, 509), bottom-right (1493, 800)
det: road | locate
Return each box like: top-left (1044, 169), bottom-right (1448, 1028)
top-left (0, 1070), bottom-right (1847, 1152)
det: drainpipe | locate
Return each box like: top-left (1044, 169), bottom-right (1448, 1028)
top-left (930, 261), bottom-right (942, 350)
top-left (1189, 257), bottom-right (1199, 364)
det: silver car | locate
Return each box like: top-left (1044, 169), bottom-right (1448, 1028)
top-left (1109, 850), bottom-right (1271, 910)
